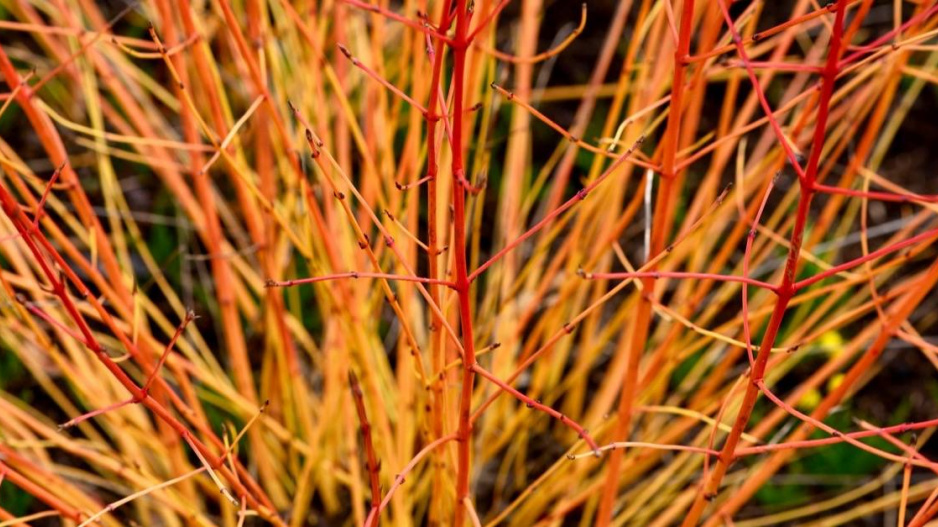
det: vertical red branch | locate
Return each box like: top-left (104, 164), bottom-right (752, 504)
top-left (449, 0), bottom-right (476, 525)
top-left (421, 3), bottom-right (455, 523)
top-left (681, 1), bottom-right (848, 524)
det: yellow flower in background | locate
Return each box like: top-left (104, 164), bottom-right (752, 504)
top-left (827, 373), bottom-right (845, 392)
top-left (818, 330), bottom-right (845, 355)
top-left (796, 387), bottom-right (822, 411)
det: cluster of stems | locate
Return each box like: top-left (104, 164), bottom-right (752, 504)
top-left (2, 0), bottom-right (938, 525)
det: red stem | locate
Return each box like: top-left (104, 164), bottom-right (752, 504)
top-left (579, 415), bottom-right (938, 461)
top-left (337, 44), bottom-right (429, 115)
top-left (59, 398), bottom-right (134, 430)
top-left (466, 0), bottom-right (511, 41)
top-left (376, 434), bottom-right (456, 514)
top-left (22, 301), bottom-right (91, 347)
top-left (450, 0), bottom-right (476, 523)
top-left (339, 0), bottom-right (454, 44)
top-left (583, 270), bottom-right (776, 291)
top-left (31, 163), bottom-right (64, 228)
top-left (681, 2), bottom-right (847, 523)
top-left (736, 417), bottom-right (938, 455)
top-left (142, 310), bottom-right (195, 393)
top-left (471, 364), bottom-right (599, 452)
top-left (813, 183), bottom-right (938, 203)
top-left (838, 4), bottom-right (938, 68)
top-left (421, 2), bottom-right (453, 523)
top-left (752, 382), bottom-right (938, 469)
top-left (794, 226), bottom-right (938, 291)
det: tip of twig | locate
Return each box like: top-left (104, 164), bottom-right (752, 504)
top-left (337, 44), bottom-right (353, 60)
top-left (717, 183), bottom-right (732, 203)
top-left (264, 278), bottom-right (277, 288)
